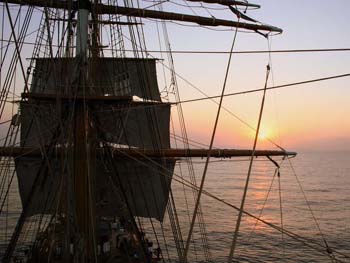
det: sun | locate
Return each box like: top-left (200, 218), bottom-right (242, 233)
top-left (258, 130), bottom-right (268, 140)
top-left (246, 126), bottom-right (275, 143)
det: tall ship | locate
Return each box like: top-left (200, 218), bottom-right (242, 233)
top-left (0, 0), bottom-right (347, 262)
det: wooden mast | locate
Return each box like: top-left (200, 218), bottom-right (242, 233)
top-left (73, 0), bottom-right (97, 261)
top-left (0, 2), bottom-right (289, 261)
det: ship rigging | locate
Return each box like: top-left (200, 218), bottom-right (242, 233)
top-left (0, 0), bottom-right (347, 263)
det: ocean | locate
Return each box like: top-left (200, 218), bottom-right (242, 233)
top-left (1, 151), bottom-right (349, 262)
top-left (170, 151), bottom-right (350, 262)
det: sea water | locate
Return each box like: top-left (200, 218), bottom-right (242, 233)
top-left (170, 151), bottom-right (350, 262)
top-left (0, 152), bottom-right (349, 262)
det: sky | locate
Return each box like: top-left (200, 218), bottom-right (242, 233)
top-left (1, 1), bottom-right (350, 152)
top-left (143, 0), bottom-right (350, 152)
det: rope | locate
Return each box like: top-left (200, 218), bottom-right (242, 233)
top-left (287, 158), bottom-right (337, 262)
top-left (157, 2), bottom-right (212, 259)
top-left (237, 160), bottom-right (280, 254)
top-left (175, 73), bottom-right (350, 105)
top-left (277, 162), bottom-right (285, 258)
top-left (124, 2), bottom-right (187, 261)
top-left (227, 64), bottom-right (271, 262)
top-left (4, 2), bottom-right (29, 92)
top-left (183, 20), bottom-right (240, 262)
top-left (266, 156), bottom-right (285, 259)
top-left (109, 145), bottom-right (349, 261)
top-left (104, 47), bottom-right (350, 54)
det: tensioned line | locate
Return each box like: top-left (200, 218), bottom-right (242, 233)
top-left (2, 39), bottom-right (349, 54)
top-left (174, 72), bottom-right (350, 105)
top-left (109, 144), bottom-right (349, 261)
top-left (122, 47), bottom-right (350, 54)
top-left (183, 19), bottom-right (240, 262)
top-left (227, 64), bottom-right (271, 262)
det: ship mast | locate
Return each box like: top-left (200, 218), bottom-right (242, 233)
top-left (73, 0), bottom-right (97, 260)
top-left (0, 1), bottom-right (290, 262)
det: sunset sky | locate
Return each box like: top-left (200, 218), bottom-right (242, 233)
top-left (1, 1), bottom-right (349, 152)
top-left (147, 0), bottom-right (350, 152)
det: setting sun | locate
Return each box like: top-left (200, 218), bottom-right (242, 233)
top-left (258, 130), bottom-right (268, 140)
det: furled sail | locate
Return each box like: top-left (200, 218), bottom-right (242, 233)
top-left (15, 156), bottom-right (175, 221)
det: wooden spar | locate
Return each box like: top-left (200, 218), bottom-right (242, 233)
top-left (0, 147), bottom-right (296, 158)
top-left (0, 0), bottom-right (69, 9)
top-left (112, 148), bottom-right (297, 158)
top-left (1, 0), bottom-right (259, 9)
top-left (184, 0), bottom-right (260, 8)
top-left (49, 17), bottom-right (142, 25)
top-left (19, 93), bottom-right (171, 106)
top-left (95, 5), bottom-right (282, 33)
top-left (21, 92), bottom-right (133, 102)
top-left (0, 0), bottom-right (282, 33)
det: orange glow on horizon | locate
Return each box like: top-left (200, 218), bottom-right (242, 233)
top-left (179, 101), bottom-right (350, 151)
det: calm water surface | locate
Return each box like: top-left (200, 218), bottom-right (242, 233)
top-left (1, 151), bottom-right (349, 262)
top-left (171, 151), bottom-right (350, 262)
